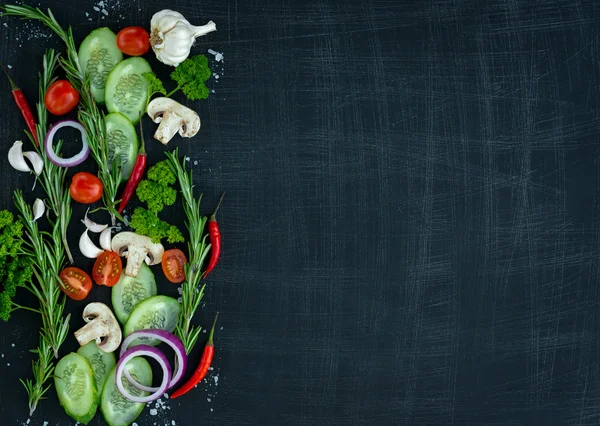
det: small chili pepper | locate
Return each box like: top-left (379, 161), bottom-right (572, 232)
top-left (117, 124), bottom-right (147, 214)
top-left (170, 312), bottom-right (219, 399)
top-left (0, 62), bottom-right (38, 146)
top-left (204, 192), bottom-right (225, 278)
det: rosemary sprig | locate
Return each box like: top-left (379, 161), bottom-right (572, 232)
top-left (14, 190), bottom-right (70, 416)
top-left (3, 5), bottom-right (123, 224)
top-left (26, 48), bottom-right (74, 263)
top-left (165, 149), bottom-right (212, 353)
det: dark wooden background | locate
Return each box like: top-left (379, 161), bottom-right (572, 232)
top-left (1, 0), bottom-right (599, 425)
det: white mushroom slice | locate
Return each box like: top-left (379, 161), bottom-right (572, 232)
top-left (82, 208), bottom-right (108, 233)
top-left (74, 303), bottom-right (122, 353)
top-left (146, 97), bottom-right (201, 144)
top-left (79, 229), bottom-right (104, 258)
top-left (112, 231), bottom-right (164, 277)
top-left (32, 198), bottom-right (45, 222)
top-left (8, 141), bottom-right (31, 172)
top-left (100, 227), bottom-right (114, 251)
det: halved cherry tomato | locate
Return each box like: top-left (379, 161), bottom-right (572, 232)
top-left (59, 267), bottom-right (92, 300)
top-left (116, 26), bottom-right (150, 56)
top-left (70, 172), bottom-right (103, 204)
top-left (162, 249), bottom-right (187, 284)
top-left (44, 80), bottom-right (80, 115)
top-left (92, 251), bottom-right (123, 286)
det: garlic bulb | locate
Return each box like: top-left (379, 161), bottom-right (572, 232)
top-left (150, 9), bottom-right (216, 67)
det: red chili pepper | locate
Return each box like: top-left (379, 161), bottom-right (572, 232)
top-left (117, 125), bottom-right (147, 214)
top-left (0, 62), bottom-right (38, 146)
top-left (170, 312), bottom-right (219, 399)
top-left (204, 192), bottom-right (225, 278)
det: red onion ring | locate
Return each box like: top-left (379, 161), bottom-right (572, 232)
top-left (45, 120), bottom-right (90, 167)
top-left (120, 329), bottom-right (187, 391)
top-left (116, 345), bottom-right (171, 403)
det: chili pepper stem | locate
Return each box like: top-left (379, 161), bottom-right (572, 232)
top-left (0, 61), bottom-right (19, 90)
top-left (138, 120), bottom-right (146, 154)
top-left (210, 192), bottom-right (226, 221)
top-left (207, 312), bottom-right (219, 345)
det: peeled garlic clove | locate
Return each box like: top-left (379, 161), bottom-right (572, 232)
top-left (81, 208), bottom-right (108, 233)
top-left (8, 141), bottom-right (31, 172)
top-left (32, 198), bottom-right (45, 221)
top-left (23, 151), bottom-right (44, 176)
top-left (79, 229), bottom-right (104, 258)
top-left (100, 227), bottom-right (114, 251)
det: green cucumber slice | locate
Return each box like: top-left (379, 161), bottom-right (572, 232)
top-left (78, 27), bottom-right (123, 104)
top-left (105, 57), bottom-right (151, 124)
top-left (124, 295), bottom-right (181, 346)
top-left (104, 112), bottom-right (139, 181)
top-left (101, 358), bottom-right (152, 426)
top-left (112, 262), bottom-right (157, 324)
top-left (54, 352), bottom-right (98, 424)
top-left (77, 341), bottom-right (116, 402)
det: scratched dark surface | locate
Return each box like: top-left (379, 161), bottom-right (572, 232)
top-left (0, 0), bottom-right (599, 425)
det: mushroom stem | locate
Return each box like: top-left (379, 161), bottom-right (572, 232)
top-left (154, 112), bottom-right (183, 145)
top-left (74, 320), bottom-right (110, 347)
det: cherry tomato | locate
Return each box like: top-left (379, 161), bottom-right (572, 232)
top-left (70, 172), bottom-right (103, 204)
top-left (44, 80), bottom-right (80, 115)
top-left (117, 26), bottom-right (150, 56)
top-left (59, 267), bottom-right (92, 300)
top-left (92, 251), bottom-right (123, 286)
top-left (162, 249), bottom-right (187, 284)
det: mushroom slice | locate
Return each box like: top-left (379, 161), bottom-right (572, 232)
top-left (111, 231), bottom-right (165, 278)
top-left (147, 97), bottom-right (201, 144)
top-left (74, 302), bottom-right (122, 353)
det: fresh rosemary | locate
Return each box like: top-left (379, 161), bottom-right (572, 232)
top-left (14, 189), bottom-right (70, 416)
top-left (3, 4), bottom-right (124, 224)
top-left (165, 149), bottom-right (212, 354)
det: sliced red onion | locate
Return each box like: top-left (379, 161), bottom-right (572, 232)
top-left (120, 330), bottom-right (187, 391)
top-left (116, 345), bottom-right (171, 403)
top-left (45, 120), bottom-right (90, 167)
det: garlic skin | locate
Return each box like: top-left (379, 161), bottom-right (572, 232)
top-left (150, 9), bottom-right (216, 67)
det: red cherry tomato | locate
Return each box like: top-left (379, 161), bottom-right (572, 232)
top-left (59, 267), bottom-right (92, 300)
top-left (44, 80), bottom-right (80, 115)
top-left (92, 251), bottom-right (123, 287)
top-left (162, 249), bottom-right (187, 284)
top-left (70, 172), bottom-right (103, 204)
top-left (117, 26), bottom-right (150, 56)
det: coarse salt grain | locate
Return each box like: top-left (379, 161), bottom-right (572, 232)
top-left (11, 343), bottom-right (15, 347)
top-left (93, 6), bottom-right (100, 11)
top-left (150, 408), bottom-right (158, 416)
top-left (214, 375), bottom-right (219, 385)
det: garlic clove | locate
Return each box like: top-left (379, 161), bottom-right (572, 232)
top-left (82, 208), bottom-right (108, 233)
top-left (8, 141), bottom-right (31, 172)
top-left (100, 227), bottom-right (114, 251)
top-left (79, 229), bottom-right (104, 258)
top-left (32, 198), bottom-right (45, 222)
top-left (23, 151), bottom-right (44, 176)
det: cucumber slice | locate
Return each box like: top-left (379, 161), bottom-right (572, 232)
top-left (54, 352), bottom-right (98, 424)
top-left (77, 341), bottom-right (116, 402)
top-left (112, 262), bottom-right (157, 324)
top-left (101, 358), bottom-right (152, 426)
top-left (105, 57), bottom-right (152, 124)
top-left (78, 28), bottom-right (123, 104)
top-left (105, 112), bottom-right (139, 181)
top-left (124, 295), bottom-right (181, 346)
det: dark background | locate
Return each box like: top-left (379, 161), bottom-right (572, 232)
top-left (0, 0), bottom-right (599, 425)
